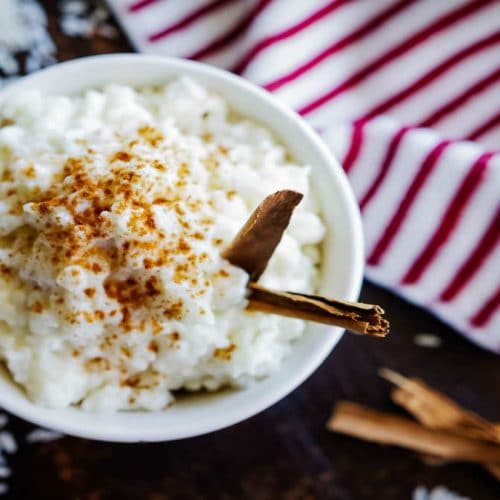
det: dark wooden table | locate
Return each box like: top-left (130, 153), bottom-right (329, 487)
top-left (3, 3), bottom-right (499, 499)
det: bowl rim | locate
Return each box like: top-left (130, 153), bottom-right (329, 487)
top-left (0, 54), bottom-right (364, 441)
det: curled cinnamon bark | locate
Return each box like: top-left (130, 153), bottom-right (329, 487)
top-left (248, 283), bottom-right (389, 337)
top-left (380, 368), bottom-right (500, 443)
top-left (222, 190), bottom-right (303, 281)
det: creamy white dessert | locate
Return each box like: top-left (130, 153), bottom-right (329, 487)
top-left (0, 77), bottom-right (325, 411)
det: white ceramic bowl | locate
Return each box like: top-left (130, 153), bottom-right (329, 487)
top-left (0, 55), bottom-right (364, 442)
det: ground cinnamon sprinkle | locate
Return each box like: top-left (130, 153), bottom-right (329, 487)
top-left (91, 263), bottom-right (102, 273)
top-left (85, 357), bottom-right (110, 372)
top-left (1, 169), bottom-right (14, 182)
top-left (143, 258), bottom-right (154, 269)
top-left (111, 151), bottom-right (132, 162)
top-left (22, 138), bottom-right (215, 308)
top-left (152, 160), bottom-right (166, 172)
top-left (120, 346), bottom-right (132, 358)
top-left (83, 311), bottom-right (95, 323)
top-left (214, 344), bottom-right (236, 361)
top-left (31, 302), bottom-right (43, 313)
top-left (121, 307), bottom-right (132, 332)
top-left (138, 125), bottom-right (164, 147)
top-left (152, 320), bottom-right (163, 336)
top-left (0, 118), bottom-right (14, 128)
top-left (0, 264), bottom-right (11, 278)
top-left (167, 331), bottom-right (181, 349)
top-left (22, 164), bottom-right (35, 179)
top-left (148, 340), bottom-right (159, 353)
top-left (163, 300), bottom-right (184, 320)
top-left (145, 212), bottom-right (156, 230)
top-left (104, 278), bottom-right (160, 308)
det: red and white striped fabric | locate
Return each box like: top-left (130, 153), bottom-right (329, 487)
top-left (107, 0), bottom-right (500, 351)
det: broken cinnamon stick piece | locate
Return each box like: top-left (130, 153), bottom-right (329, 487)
top-left (327, 401), bottom-right (500, 465)
top-left (222, 190), bottom-right (303, 281)
top-left (379, 368), bottom-right (500, 443)
top-left (247, 282), bottom-right (389, 337)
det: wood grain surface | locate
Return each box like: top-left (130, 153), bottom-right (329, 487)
top-left (2, 3), bottom-right (499, 499)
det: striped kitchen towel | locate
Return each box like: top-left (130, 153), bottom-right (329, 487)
top-left (108, 0), bottom-right (500, 352)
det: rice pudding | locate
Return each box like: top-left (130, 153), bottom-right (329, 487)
top-left (0, 77), bottom-right (325, 411)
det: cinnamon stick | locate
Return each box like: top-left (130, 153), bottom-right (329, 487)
top-left (247, 282), bottom-right (389, 337)
top-left (222, 190), bottom-right (303, 281)
top-left (223, 190), bottom-right (389, 336)
top-left (380, 368), bottom-right (500, 443)
top-left (327, 401), bottom-right (500, 465)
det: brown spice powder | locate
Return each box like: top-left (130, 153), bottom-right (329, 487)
top-left (213, 344), bottom-right (236, 361)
